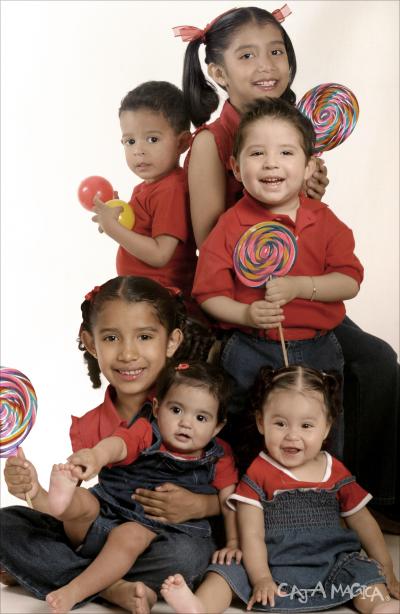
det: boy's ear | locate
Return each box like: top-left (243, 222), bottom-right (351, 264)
top-left (255, 411), bottom-right (265, 435)
top-left (230, 155), bottom-right (242, 182)
top-left (177, 131), bottom-right (192, 155)
top-left (304, 155), bottom-right (317, 182)
top-left (207, 63), bottom-right (228, 89)
top-left (152, 397), bottom-right (159, 419)
top-left (81, 330), bottom-right (97, 358)
top-left (167, 328), bottom-right (183, 358)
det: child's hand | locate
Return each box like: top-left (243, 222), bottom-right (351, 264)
top-left (384, 567), bottom-right (400, 600)
top-left (211, 545), bottom-right (242, 565)
top-left (92, 195), bottom-right (122, 235)
top-left (246, 300), bottom-right (284, 329)
top-left (265, 277), bottom-right (299, 306)
top-left (3, 448), bottom-right (40, 501)
top-left (305, 157), bottom-right (329, 200)
top-left (67, 448), bottom-right (102, 481)
top-left (247, 576), bottom-right (280, 610)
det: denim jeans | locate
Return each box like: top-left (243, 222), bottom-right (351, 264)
top-left (221, 330), bottom-right (345, 459)
top-left (0, 506), bottom-right (215, 605)
top-left (334, 316), bottom-right (399, 507)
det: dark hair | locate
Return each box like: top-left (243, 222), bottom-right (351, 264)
top-left (252, 365), bottom-right (342, 422)
top-left (182, 7), bottom-right (297, 127)
top-left (233, 97), bottom-right (316, 159)
top-left (156, 360), bottom-right (232, 424)
top-left (78, 276), bottom-right (215, 388)
top-left (119, 81), bottom-right (190, 133)
top-left (236, 365), bottom-right (342, 472)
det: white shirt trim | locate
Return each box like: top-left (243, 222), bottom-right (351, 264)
top-left (259, 451), bottom-right (332, 483)
top-left (227, 493), bottom-right (263, 511)
top-left (340, 493), bottom-right (373, 517)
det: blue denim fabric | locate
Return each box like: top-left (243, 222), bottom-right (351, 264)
top-left (91, 421), bottom-right (223, 538)
top-left (207, 476), bottom-right (385, 612)
top-left (334, 316), bottom-right (399, 506)
top-left (0, 506), bottom-right (215, 605)
top-left (221, 330), bottom-right (344, 458)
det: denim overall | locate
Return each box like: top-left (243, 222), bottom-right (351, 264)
top-left (80, 421), bottom-right (224, 558)
top-left (208, 476), bottom-right (384, 612)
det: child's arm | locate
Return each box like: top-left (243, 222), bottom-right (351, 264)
top-left (345, 507), bottom-right (400, 599)
top-left (67, 436), bottom-right (128, 481)
top-left (92, 197), bottom-right (179, 268)
top-left (212, 485), bottom-right (242, 565)
top-left (237, 502), bottom-right (280, 609)
top-left (265, 272), bottom-right (359, 306)
top-left (201, 296), bottom-right (284, 330)
top-left (188, 130), bottom-right (227, 248)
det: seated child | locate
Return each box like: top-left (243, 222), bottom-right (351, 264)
top-left (192, 97), bottom-right (364, 457)
top-left (161, 365), bottom-right (400, 614)
top-left (41, 361), bottom-right (238, 613)
top-left (92, 80), bottom-right (196, 297)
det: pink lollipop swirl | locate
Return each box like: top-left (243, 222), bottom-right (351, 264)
top-left (0, 367), bottom-right (37, 458)
top-left (297, 83), bottom-right (359, 155)
top-left (233, 221), bottom-right (297, 287)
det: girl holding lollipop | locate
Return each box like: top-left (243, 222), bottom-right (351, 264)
top-left (169, 4), bottom-right (399, 524)
top-left (1, 276), bottom-right (223, 613)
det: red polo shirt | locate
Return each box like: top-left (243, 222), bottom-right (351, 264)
top-left (192, 192), bottom-right (363, 340)
top-left (184, 100), bottom-right (243, 208)
top-left (69, 386), bottom-right (152, 452)
top-left (116, 167), bottom-right (197, 296)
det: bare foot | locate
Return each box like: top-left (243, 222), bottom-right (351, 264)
top-left (48, 464), bottom-right (79, 517)
top-left (100, 579), bottom-right (157, 613)
top-left (161, 574), bottom-right (204, 614)
top-left (46, 585), bottom-right (78, 613)
top-left (0, 568), bottom-right (18, 587)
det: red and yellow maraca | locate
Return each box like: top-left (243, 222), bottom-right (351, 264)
top-left (77, 176), bottom-right (135, 230)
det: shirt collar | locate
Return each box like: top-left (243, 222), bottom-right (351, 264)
top-left (99, 385), bottom-right (152, 439)
top-left (235, 192), bottom-right (327, 234)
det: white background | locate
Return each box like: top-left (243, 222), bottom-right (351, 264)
top-left (1, 1), bottom-right (399, 508)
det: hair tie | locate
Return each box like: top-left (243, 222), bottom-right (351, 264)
top-left (272, 4), bottom-right (292, 23)
top-left (84, 285), bottom-right (101, 302)
top-left (175, 363), bottom-right (190, 371)
top-left (173, 5), bottom-right (291, 44)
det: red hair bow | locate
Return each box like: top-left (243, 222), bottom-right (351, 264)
top-left (84, 286), bottom-right (101, 302)
top-left (173, 4), bottom-right (291, 43)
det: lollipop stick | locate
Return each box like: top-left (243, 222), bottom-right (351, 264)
top-left (25, 493), bottom-right (33, 508)
top-left (278, 322), bottom-right (289, 367)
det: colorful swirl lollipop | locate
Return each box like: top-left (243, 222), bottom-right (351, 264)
top-left (0, 367), bottom-right (38, 458)
top-left (233, 221), bottom-right (297, 287)
top-left (296, 83), bottom-right (359, 155)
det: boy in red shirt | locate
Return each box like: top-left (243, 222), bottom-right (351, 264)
top-left (193, 97), bottom-right (363, 457)
top-left (92, 81), bottom-right (196, 297)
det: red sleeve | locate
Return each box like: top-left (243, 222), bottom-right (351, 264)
top-left (113, 418), bottom-right (153, 465)
top-left (151, 178), bottom-right (190, 242)
top-left (211, 438), bottom-right (238, 489)
top-left (69, 408), bottom-right (103, 452)
top-left (338, 480), bottom-right (372, 516)
top-left (325, 210), bottom-right (364, 285)
top-left (192, 216), bottom-right (236, 304)
top-left (69, 416), bottom-right (86, 453)
top-left (227, 458), bottom-right (265, 509)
